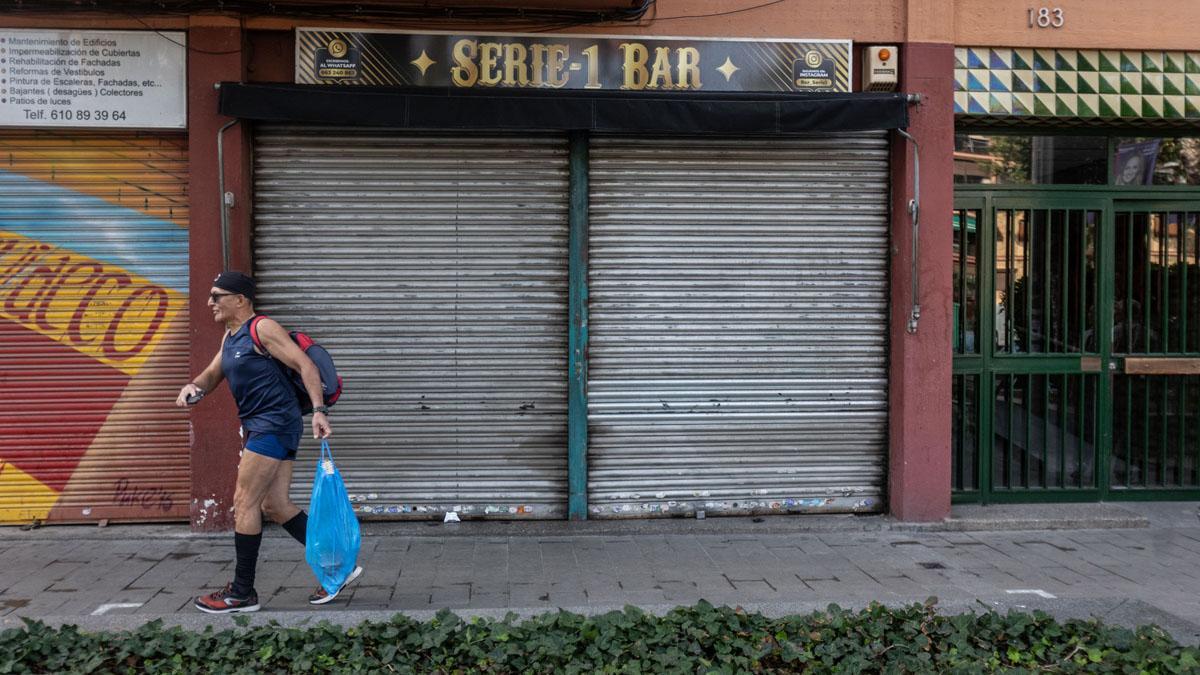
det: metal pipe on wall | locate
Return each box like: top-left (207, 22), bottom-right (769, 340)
top-left (897, 126), bottom-right (921, 334)
top-left (216, 116), bottom-right (240, 272)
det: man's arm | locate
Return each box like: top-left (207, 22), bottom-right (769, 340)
top-left (254, 318), bottom-right (331, 439)
top-left (176, 343), bottom-right (225, 407)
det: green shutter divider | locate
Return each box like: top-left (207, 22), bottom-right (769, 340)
top-left (567, 131), bottom-right (590, 520)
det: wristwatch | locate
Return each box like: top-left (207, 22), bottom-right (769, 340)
top-left (313, 406), bottom-right (329, 415)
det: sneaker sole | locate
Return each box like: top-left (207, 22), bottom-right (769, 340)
top-left (309, 565), bottom-right (363, 605)
top-left (194, 601), bottom-right (260, 614)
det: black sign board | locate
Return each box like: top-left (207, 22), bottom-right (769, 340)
top-left (296, 29), bottom-right (851, 93)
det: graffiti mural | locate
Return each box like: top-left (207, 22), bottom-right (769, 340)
top-left (0, 131), bottom-right (190, 524)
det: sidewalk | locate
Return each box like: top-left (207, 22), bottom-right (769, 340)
top-left (2, 502), bottom-right (1199, 644)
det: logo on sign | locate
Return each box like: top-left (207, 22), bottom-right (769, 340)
top-left (315, 37), bottom-right (360, 80)
top-left (793, 49), bottom-right (834, 90)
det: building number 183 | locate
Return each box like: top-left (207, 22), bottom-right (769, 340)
top-left (1029, 7), bottom-right (1065, 28)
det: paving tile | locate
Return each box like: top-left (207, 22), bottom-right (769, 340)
top-left (9, 596), bottom-right (70, 617)
top-left (509, 582), bottom-right (549, 606)
top-left (346, 585), bottom-right (394, 609)
top-left (139, 590), bottom-right (196, 614)
top-left (430, 583), bottom-right (471, 608)
top-left (614, 574), bottom-right (658, 591)
top-left (53, 587), bottom-right (160, 617)
top-left (373, 537), bottom-right (411, 552)
top-left (391, 592), bottom-right (433, 609)
top-left (2, 561), bottom-right (87, 596)
top-left (546, 589), bottom-right (588, 607)
top-left (468, 592), bottom-right (511, 609)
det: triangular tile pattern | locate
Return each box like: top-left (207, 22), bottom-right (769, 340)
top-left (1100, 72), bottom-right (1121, 95)
top-left (990, 48), bottom-right (1011, 70)
top-left (1164, 52), bottom-right (1185, 74)
top-left (1164, 74), bottom-right (1185, 97)
top-left (1077, 50), bottom-right (1098, 73)
top-left (1078, 72), bottom-right (1099, 95)
top-left (1012, 49), bottom-right (1033, 71)
top-left (954, 47), bottom-right (1200, 120)
top-left (1012, 71), bottom-right (1034, 93)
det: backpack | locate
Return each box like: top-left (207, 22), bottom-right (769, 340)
top-left (249, 314), bottom-right (343, 414)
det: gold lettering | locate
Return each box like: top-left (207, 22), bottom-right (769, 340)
top-left (504, 43), bottom-right (529, 86)
top-left (649, 46), bottom-right (674, 89)
top-left (546, 44), bottom-right (569, 88)
top-left (450, 39), bottom-right (479, 87)
top-left (620, 43), bottom-right (649, 90)
top-left (530, 44), bottom-right (548, 86)
top-left (582, 44), bottom-right (601, 89)
top-left (479, 42), bottom-right (502, 86)
top-left (677, 47), bottom-right (702, 89)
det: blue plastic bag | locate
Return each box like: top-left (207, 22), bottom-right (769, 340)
top-left (306, 440), bottom-right (361, 595)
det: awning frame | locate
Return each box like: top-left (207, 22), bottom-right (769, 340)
top-left (217, 82), bottom-right (911, 134)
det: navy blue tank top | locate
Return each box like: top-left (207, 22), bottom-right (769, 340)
top-left (222, 319), bottom-right (302, 435)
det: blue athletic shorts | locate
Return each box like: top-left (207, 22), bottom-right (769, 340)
top-left (244, 431), bottom-right (301, 461)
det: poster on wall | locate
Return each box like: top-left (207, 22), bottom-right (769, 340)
top-left (1114, 139), bottom-right (1161, 186)
top-left (295, 28), bottom-right (852, 93)
top-left (0, 29), bottom-right (186, 128)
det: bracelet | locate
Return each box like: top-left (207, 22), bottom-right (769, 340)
top-left (312, 406), bottom-right (329, 415)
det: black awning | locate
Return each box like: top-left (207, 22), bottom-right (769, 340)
top-left (218, 83), bottom-right (909, 134)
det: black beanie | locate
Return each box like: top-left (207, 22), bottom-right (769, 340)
top-left (213, 271), bottom-right (256, 302)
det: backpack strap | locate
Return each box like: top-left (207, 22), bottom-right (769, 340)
top-left (248, 314), bottom-right (271, 357)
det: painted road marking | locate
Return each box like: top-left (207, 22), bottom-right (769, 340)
top-left (1006, 589), bottom-right (1057, 599)
top-left (91, 602), bottom-right (143, 616)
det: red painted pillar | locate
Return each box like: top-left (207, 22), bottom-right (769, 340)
top-left (187, 22), bottom-right (250, 531)
top-left (888, 42), bottom-right (954, 521)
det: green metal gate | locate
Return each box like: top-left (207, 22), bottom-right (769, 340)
top-left (952, 190), bottom-right (1200, 502)
top-left (1111, 202), bottom-right (1200, 496)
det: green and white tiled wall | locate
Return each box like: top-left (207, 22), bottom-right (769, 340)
top-left (954, 47), bottom-right (1200, 120)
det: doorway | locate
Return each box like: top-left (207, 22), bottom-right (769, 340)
top-left (952, 192), bottom-right (1200, 501)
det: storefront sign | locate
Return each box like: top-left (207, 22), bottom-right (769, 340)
top-left (0, 29), bottom-right (186, 128)
top-left (296, 29), bottom-right (850, 93)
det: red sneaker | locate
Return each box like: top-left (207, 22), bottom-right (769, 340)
top-left (194, 583), bottom-right (260, 614)
top-left (308, 565), bottom-right (363, 605)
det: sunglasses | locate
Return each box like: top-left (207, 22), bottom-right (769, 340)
top-left (210, 291), bottom-right (238, 302)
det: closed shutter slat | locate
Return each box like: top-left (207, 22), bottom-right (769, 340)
top-left (586, 134), bottom-right (889, 518)
top-left (254, 128), bottom-right (569, 519)
top-left (0, 130), bottom-right (190, 524)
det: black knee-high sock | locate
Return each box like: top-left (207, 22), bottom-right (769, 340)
top-left (231, 531), bottom-right (262, 597)
top-left (282, 511), bottom-right (308, 546)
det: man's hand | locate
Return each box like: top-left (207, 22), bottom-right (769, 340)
top-left (312, 412), bottom-right (332, 439)
top-left (176, 383), bottom-right (204, 408)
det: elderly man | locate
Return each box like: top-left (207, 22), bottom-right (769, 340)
top-left (177, 271), bottom-right (358, 613)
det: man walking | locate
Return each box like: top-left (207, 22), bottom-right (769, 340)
top-left (177, 271), bottom-right (360, 613)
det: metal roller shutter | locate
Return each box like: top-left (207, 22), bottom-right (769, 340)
top-left (0, 130), bottom-right (191, 524)
top-left (587, 133), bottom-right (890, 518)
top-left (253, 128), bottom-right (569, 519)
